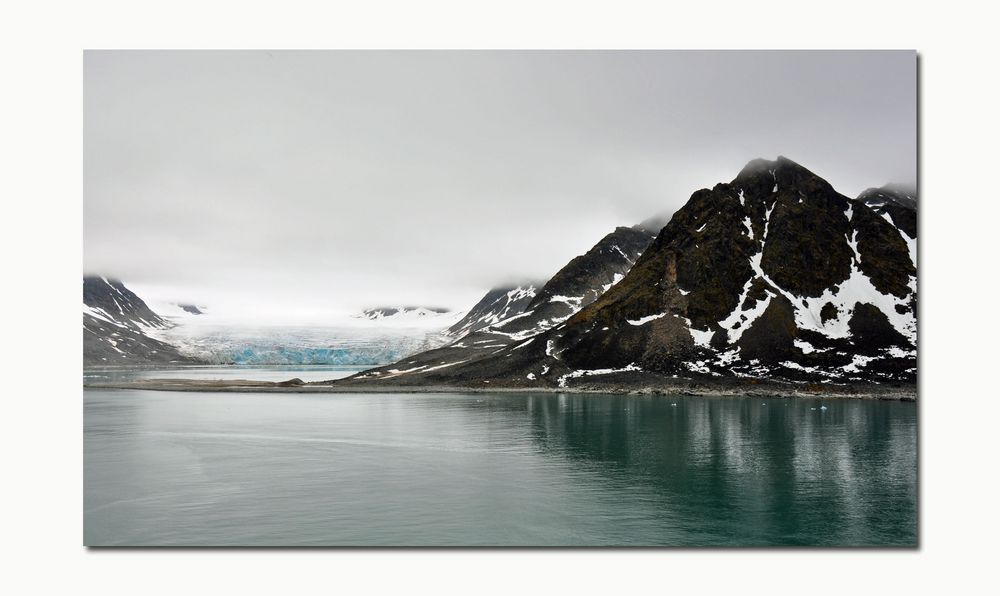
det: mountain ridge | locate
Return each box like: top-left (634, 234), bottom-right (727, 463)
top-left (338, 157), bottom-right (917, 391)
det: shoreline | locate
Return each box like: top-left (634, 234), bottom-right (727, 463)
top-left (83, 378), bottom-right (917, 401)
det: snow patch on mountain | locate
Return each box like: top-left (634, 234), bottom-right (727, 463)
top-left (557, 363), bottom-right (642, 388)
top-left (446, 284), bottom-right (538, 337)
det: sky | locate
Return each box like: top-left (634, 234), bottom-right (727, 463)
top-left (84, 50), bottom-right (916, 322)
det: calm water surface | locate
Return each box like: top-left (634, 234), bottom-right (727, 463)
top-left (84, 385), bottom-right (917, 546)
top-left (83, 364), bottom-right (361, 383)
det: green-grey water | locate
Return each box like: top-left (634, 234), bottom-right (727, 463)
top-left (84, 387), bottom-right (917, 546)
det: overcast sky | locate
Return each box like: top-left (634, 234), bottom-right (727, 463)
top-left (84, 50), bottom-right (916, 322)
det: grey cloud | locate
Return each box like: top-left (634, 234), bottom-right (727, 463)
top-left (84, 50), bottom-right (915, 320)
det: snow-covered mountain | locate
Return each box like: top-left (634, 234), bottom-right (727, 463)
top-left (354, 306), bottom-right (462, 328)
top-left (341, 157), bottom-right (917, 390)
top-left (482, 225), bottom-right (656, 340)
top-left (445, 284), bottom-right (541, 338)
top-left (439, 225), bottom-right (657, 349)
top-left (83, 276), bottom-right (201, 365)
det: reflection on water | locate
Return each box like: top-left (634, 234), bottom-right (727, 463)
top-left (84, 389), bottom-right (916, 546)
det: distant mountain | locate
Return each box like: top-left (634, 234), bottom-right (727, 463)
top-left (354, 306), bottom-right (460, 328)
top-left (176, 303), bottom-right (204, 315)
top-left (359, 306), bottom-right (450, 319)
top-left (341, 157), bottom-right (916, 391)
top-left (83, 276), bottom-right (201, 366)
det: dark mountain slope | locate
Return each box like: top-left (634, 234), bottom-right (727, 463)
top-left (83, 276), bottom-right (201, 366)
top-left (83, 276), bottom-right (169, 330)
top-left (339, 157), bottom-right (916, 391)
top-left (493, 226), bottom-right (655, 337)
top-left (858, 185), bottom-right (917, 239)
top-left (340, 224), bottom-right (658, 382)
top-left (445, 284), bottom-right (540, 338)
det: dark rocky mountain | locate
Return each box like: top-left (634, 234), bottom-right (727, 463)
top-left (446, 284), bottom-right (541, 337)
top-left (491, 226), bottom-right (656, 338)
top-left (339, 222), bottom-right (660, 384)
top-left (339, 157), bottom-right (916, 391)
top-left (83, 276), bottom-right (201, 366)
top-left (858, 185), bottom-right (917, 239)
top-left (437, 224), bottom-right (656, 354)
top-left (83, 276), bottom-right (168, 330)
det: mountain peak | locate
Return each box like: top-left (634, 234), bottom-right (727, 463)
top-left (730, 156), bottom-right (839, 208)
top-left (736, 155), bottom-right (802, 176)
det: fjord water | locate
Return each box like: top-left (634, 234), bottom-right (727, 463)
top-left (83, 364), bottom-right (363, 384)
top-left (84, 387), bottom-right (917, 546)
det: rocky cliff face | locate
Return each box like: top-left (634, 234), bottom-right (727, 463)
top-left (83, 276), bottom-right (201, 366)
top-left (341, 157), bottom-right (916, 390)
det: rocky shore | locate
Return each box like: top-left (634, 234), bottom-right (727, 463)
top-left (84, 374), bottom-right (916, 401)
